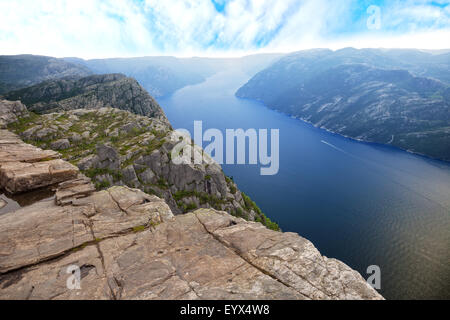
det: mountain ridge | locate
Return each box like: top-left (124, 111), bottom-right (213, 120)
top-left (1, 73), bottom-right (170, 125)
top-left (0, 54), bottom-right (92, 95)
top-left (236, 48), bottom-right (450, 161)
top-left (65, 54), bottom-right (284, 97)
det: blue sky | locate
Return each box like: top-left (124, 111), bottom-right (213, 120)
top-left (0, 0), bottom-right (449, 58)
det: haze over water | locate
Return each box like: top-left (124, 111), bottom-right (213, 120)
top-left (159, 68), bottom-right (450, 300)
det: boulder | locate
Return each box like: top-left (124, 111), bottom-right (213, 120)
top-left (51, 138), bottom-right (70, 150)
top-left (77, 154), bottom-right (99, 171)
top-left (35, 127), bottom-right (56, 140)
top-left (0, 100), bottom-right (28, 128)
top-left (69, 133), bottom-right (82, 143)
top-left (96, 144), bottom-right (119, 170)
top-left (137, 168), bottom-right (156, 185)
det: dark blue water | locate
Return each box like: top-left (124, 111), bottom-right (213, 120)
top-left (158, 69), bottom-right (450, 300)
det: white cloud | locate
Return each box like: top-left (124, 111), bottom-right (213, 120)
top-left (0, 0), bottom-right (156, 58)
top-left (0, 0), bottom-right (448, 58)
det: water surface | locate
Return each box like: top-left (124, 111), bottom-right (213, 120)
top-left (158, 69), bottom-right (450, 300)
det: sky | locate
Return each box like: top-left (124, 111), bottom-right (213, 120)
top-left (0, 0), bottom-right (449, 59)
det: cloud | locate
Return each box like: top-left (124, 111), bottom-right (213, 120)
top-left (0, 0), bottom-right (155, 58)
top-left (0, 0), bottom-right (448, 58)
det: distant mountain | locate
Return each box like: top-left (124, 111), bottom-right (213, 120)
top-left (1, 73), bottom-right (169, 124)
top-left (236, 48), bottom-right (450, 161)
top-left (65, 54), bottom-right (283, 97)
top-left (0, 55), bottom-right (92, 95)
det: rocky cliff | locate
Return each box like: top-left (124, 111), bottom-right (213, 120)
top-left (0, 55), bottom-right (92, 95)
top-left (1, 74), bottom-right (169, 125)
top-left (3, 99), bottom-right (278, 230)
top-left (0, 129), bottom-right (382, 300)
top-left (236, 48), bottom-right (450, 161)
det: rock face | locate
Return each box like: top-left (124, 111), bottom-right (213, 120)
top-left (0, 159), bottom-right (78, 194)
top-left (55, 176), bottom-right (96, 206)
top-left (0, 128), bottom-right (382, 300)
top-left (7, 107), bottom-right (277, 229)
top-left (0, 199), bottom-right (382, 299)
top-left (2, 73), bottom-right (169, 125)
top-left (0, 184), bottom-right (173, 274)
top-left (0, 100), bottom-right (28, 128)
top-left (0, 54), bottom-right (92, 95)
top-left (236, 48), bottom-right (450, 161)
top-left (0, 129), bottom-right (78, 193)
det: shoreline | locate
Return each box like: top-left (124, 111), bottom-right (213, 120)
top-left (235, 95), bottom-right (450, 166)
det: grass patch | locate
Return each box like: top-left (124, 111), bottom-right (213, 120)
top-left (95, 180), bottom-right (111, 190)
top-left (132, 225), bottom-right (146, 233)
top-left (7, 113), bottom-right (40, 133)
top-left (85, 168), bottom-right (122, 182)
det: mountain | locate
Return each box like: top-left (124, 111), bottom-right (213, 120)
top-left (65, 54), bottom-right (283, 97)
top-left (236, 48), bottom-right (450, 161)
top-left (2, 76), bottom-right (278, 228)
top-left (65, 56), bottom-right (206, 98)
top-left (0, 66), bottom-right (278, 226)
top-left (0, 53), bottom-right (282, 99)
top-left (1, 73), bottom-right (169, 124)
top-left (0, 55), bottom-right (92, 95)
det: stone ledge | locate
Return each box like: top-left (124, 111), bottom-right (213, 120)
top-left (0, 207), bottom-right (382, 300)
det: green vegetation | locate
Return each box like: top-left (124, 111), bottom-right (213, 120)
top-left (242, 192), bottom-right (280, 231)
top-left (85, 168), bottom-right (122, 181)
top-left (95, 180), bottom-right (111, 190)
top-left (132, 225), bottom-right (146, 233)
top-left (156, 177), bottom-right (168, 190)
top-left (145, 138), bottom-right (166, 154)
top-left (174, 190), bottom-right (226, 211)
top-left (177, 201), bottom-right (198, 213)
top-left (225, 176), bottom-right (237, 194)
top-left (7, 112), bottom-right (39, 133)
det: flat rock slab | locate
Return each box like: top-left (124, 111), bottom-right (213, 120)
top-left (0, 130), bottom-right (59, 163)
top-left (0, 159), bottom-right (79, 193)
top-left (0, 130), bottom-right (70, 194)
top-left (0, 208), bottom-right (382, 300)
top-left (97, 212), bottom-right (304, 300)
top-left (196, 210), bottom-right (382, 300)
top-left (0, 130), bottom-right (23, 144)
top-left (0, 186), bottom-right (173, 274)
top-left (0, 245), bottom-right (109, 300)
top-left (73, 186), bottom-right (174, 239)
top-left (0, 198), bottom-right (93, 273)
top-left (0, 142), bottom-right (59, 163)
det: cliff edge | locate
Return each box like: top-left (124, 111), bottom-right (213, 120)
top-left (0, 126), bottom-right (382, 300)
